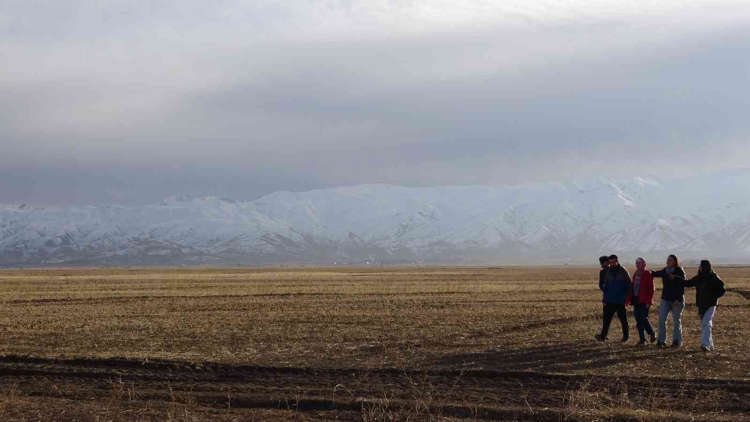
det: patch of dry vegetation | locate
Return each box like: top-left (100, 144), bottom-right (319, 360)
top-left (0, 266), bottom-right (747, 421)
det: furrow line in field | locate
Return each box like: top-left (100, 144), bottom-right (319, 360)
top-left (0, 355), bottom-right (748, 394)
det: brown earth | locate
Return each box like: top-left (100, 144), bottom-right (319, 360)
top-left (0, 266), bottom-right (747, 421)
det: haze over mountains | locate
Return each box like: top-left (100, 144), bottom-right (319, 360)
top-left (2, 169), bottom-right (750, 266)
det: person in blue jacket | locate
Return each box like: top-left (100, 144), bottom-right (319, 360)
top-left (596, 255), bottom-right (632, 342)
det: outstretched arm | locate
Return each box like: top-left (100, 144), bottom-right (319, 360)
top-left (683, 275), bottom-right (698, 287)
top-left (715, 276), bottom-right (726, 298)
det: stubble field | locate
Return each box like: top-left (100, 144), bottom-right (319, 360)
top-left (0, 266), bottom-right (747, 421)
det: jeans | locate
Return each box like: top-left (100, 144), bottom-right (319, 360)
top-left (701, 306), bottom-right (717, 349)
top-left (633, 302), bottom-right (654, 341)
top-left (601, 303), bottom-right (628, 339)
top-left (658, 298), bottom-right (685, 344)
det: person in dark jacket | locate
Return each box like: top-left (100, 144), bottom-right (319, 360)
top-left (651, 254), bottom-right (686, 347)
top-left (683, 260), bottom-right (726, 351)
top-left (599, 255), bottom-right (609, 304)
top-left (596, 255), bottom-right (632, 342)
top-left (626, 257), bottom-right (656, 344)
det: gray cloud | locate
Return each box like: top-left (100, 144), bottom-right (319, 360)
top-left (2, 1), bottom-right (750, 205)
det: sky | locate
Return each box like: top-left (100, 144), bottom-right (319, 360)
top-left (2, 0), bottom-right (750, 205)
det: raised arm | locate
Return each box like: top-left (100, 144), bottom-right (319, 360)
top-left (683, 275), bottom-right (698, 287)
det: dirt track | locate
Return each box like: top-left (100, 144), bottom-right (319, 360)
top-left (1, 354), bottom-right (748, 421)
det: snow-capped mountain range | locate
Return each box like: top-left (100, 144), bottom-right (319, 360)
top-left (2, 170), bottom-right (750, 266)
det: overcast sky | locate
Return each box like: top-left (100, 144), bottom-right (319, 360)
top-left (2, 1), bottom-right (750, 205)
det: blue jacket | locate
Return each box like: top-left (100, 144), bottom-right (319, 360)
top-left (599, 268), bottom-right (608, 301)
top-left (602, 265), bottom-right (632, 304)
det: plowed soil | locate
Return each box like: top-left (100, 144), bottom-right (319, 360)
top-left (0, 266), bottom-right (747, 421)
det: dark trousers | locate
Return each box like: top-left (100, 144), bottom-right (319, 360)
top-left (601, 303), bottom-right (628, 339)
top-left (633, 301), bottom-right (654, 341)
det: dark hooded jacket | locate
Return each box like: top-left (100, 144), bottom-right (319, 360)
top-left (684, 272), bottom-right (726, 315)
top-left (599, 268), bottom-right (608, 301)
top-left (651, 266), bottom-right (686, 302)
top-left (602, 265), bottom-right (632, 305)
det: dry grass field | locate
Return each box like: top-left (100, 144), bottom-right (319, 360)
top-left (0, 266), bottom-right (747, 421)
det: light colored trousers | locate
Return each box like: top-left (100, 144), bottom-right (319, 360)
top-left (658, 299), bottom-right (685, 344)
top-left (701, 306), bottom-right (717, 349)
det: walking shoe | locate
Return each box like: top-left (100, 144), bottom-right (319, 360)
top-left (650, 333), bottom-right (657, 343)
top-left (656, 342), bottom-right (666, 347)
top-left (621, 336), bottom-right (629, 343)
top-left (671, 342), bottom-right (682, 348)
top-left (637, 339), bottom-right (646, 345)
top-left (595, 334), bottom-right (606, 342)
top-left (701, 345), bottom-right (711, 352)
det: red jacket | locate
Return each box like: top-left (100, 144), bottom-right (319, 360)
top-left (626, 270), bottom-right (655, 306)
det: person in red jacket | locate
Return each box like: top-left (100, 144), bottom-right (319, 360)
top-left (626, 257), bottom-right (656, 344)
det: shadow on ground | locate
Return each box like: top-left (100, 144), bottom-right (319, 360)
top-left (433, 341), bottom-right (684, 372)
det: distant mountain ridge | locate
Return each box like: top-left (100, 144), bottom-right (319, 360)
top-left (2, 170), bottom-right (750, 266)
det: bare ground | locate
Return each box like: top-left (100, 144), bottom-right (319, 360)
top-left (0, 266), bottom-right (747, 421)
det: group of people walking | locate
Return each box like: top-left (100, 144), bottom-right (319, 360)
top-left (596, 254), bottom-right (726, 351)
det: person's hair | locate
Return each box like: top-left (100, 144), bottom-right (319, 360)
top-left (698, 259), bottom-right (712, 275)
top-left (636, 257), bottom-right (646, 265)
top-left (608, 254), bottom-right (618, 261)
top-left (667, 254), bottom-right (679, 267)
top-left (599, 256), bottom-right (609, 265)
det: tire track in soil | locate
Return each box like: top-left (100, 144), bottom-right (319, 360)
top-left (0, 355), bottom-right (748, 420)
top-left (727, 288), bottom-right (750, 300)
top-left (501, 311), bottom-right (602, 333)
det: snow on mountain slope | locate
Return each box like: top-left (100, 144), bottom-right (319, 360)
top-left (2, 170), bottom-right (750, 265)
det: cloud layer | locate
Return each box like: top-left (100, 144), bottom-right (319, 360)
top-left (2, 1), bottom-right (750, 204)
